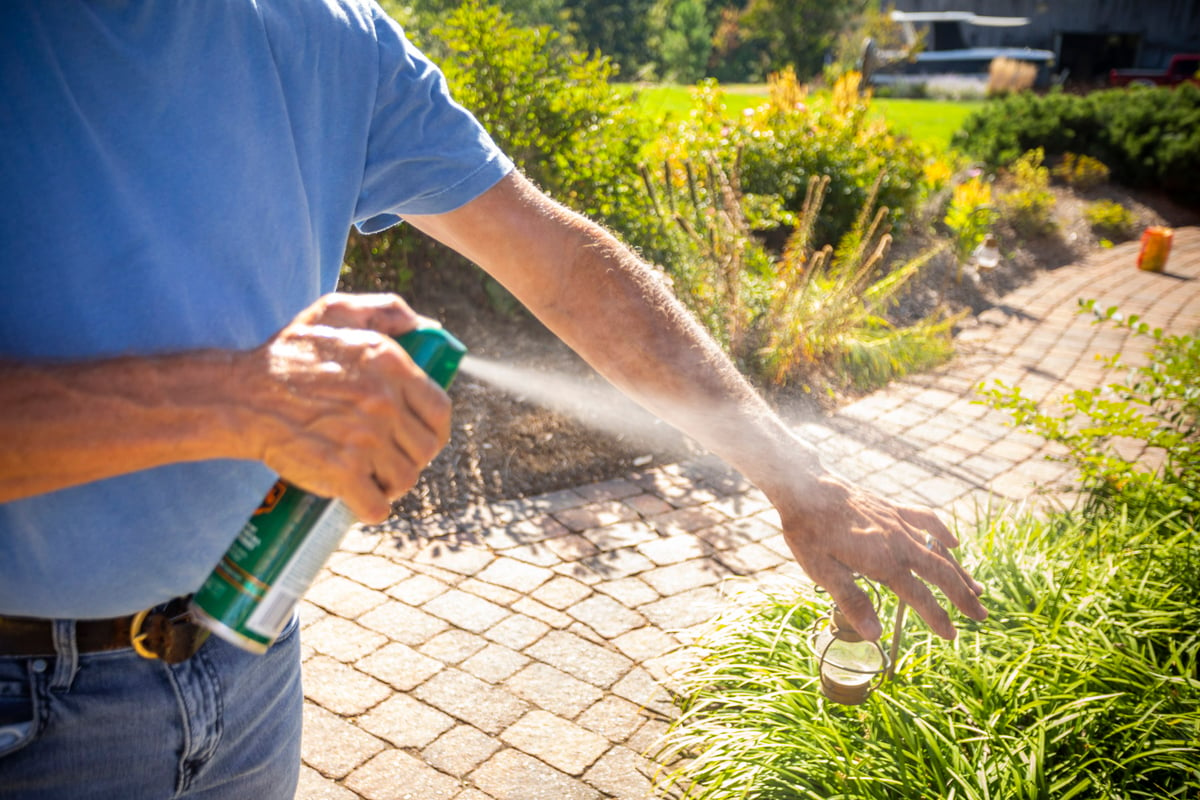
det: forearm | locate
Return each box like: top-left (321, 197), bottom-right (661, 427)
top-left (0, 352), bottom-right (252, 502)
top-left (408, 175), bottom-right (826, 501)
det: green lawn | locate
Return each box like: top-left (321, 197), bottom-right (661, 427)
top-left (616, 82), bottom-right (983, 149)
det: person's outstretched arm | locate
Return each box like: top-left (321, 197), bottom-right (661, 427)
top-left (407, 171), bottom-right (988, 640)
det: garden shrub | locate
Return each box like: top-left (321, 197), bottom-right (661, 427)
top-left (942, 173), bottom-right (995, 273)
top-left (997, 148), bottom-right (1056, 238)
top-left (1083, 199), bottom-right (1137, 241)
top-left (640, 159), bottom-right (958, 391)
top-left (953, 85), bottom-right (1200, 206)
top-left (647, 71), bottom-right (928, 249)
top-left (1052, 151), bottom-right (1110, 190)
top-left (343, 0), bottom-right (661, 296)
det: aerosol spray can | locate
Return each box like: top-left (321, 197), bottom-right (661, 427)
top-left (189, 325), bottom-right (466, 653)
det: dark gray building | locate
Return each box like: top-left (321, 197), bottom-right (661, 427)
top-left (889, 0), bottom-right (1200, 83)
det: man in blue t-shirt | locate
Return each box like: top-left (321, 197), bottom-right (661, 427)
top-left (0, 1), bottom-right (986, 796)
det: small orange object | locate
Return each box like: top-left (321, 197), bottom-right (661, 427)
top-left (1136, 226), bottom-right (1173, 272)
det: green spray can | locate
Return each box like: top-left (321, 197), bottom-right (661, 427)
top-left (189, 325), bottom-right (466, 653)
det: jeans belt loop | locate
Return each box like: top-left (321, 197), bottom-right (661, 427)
top-left (50, 619), bottom-right (79, 691)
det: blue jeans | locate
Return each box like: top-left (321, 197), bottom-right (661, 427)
top-left (0, 615), bottom-right (302, 799)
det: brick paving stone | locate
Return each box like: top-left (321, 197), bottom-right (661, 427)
top-left (565, 594), bottom-right (646, 639)
top-left (306, 574), bottom-right (388, 619)
top-left (452, 790), bottom-right (494, 800)
top-left (476, 557), bottom-right (555, 593)
top-left (303, 657), bottom-right (391, 716)
top-left (911, 476), bottom-right (971, 508)
top-left (566, 621), bottom-right (607, 647)
top-left (541, 534), bottom-right (600, 563)
top-left (358, 601), bottom-right (449, 646)
top-left (470, 749), bottom-right (600, 800)
top-left (510, 596), bottom-right (574, 629)
top-left (388, 573), bottom-right (452, 606)
top-left (554, 501), bottom-right (642, 533)
top-left (610, 666), bottom-right (675, 717)
top-left (552, 560), bottom-right (606, 585)
top-left (576, 695), bottom-right (651, 743)
top-left (592, 576), bottom-right (660, 607)
top-left (640, 559), bottom-right (731, 596)
top-left (501, 514), bottom-right (573, 545)
top-left (303, 616), bottom-right (387, 663)
top-left (715, 541), bottom-right (788, 575)
top-left (636, 533), bottom-right (711, 566)
top-left (419, 629), bottom-right (489, 664)
top-left (704, 490), bottom-right (773, 519)
top-left (625, 718), bottom-right (672, 760)
top-left (330, 553), bottom-right (412, 591)
top-left (414, 669), bottom-right (530, 735)
top-left (581, 520), bottom-right (659, 552)
top-left (413, 541), bottom-right (495, 576)
top-left (458, 577), bottom-right (521, 607)
top-left (357, 693), bottom-right (455, 749)
top-left (573, 477), bottom-right (644, 503)
top-left (525, 630), bottom-right (634, 689)
top-left (648, 505), bottom-right (729, 536)
top-left (301, 703), bottom-right (385, 779)
top-left (582, 745), bottom-right (656, 798)
top-left (298, 599), bottom-right (327, 630)
top-left (345, 750), bottom-right (461, 800)
top-left (356, 642), bottom-right (443, 692)
top-left (484, 614), bottom-right (551, 650)
top-left (504, 662), bottom-right (603, 718)
top-left (423, 726), bottom-right (503, 778)
top-left (423, 589), bottom-right (510, 633)
top-left (579, 547), bottom-right (655, 580)
top-left (496, 541), bottom-right (563, 568)
top-left (461, 643), bottom-right (531, 684)
top-left (621, 493), bottom-right (676, 517)
top-left (296, 764), bottom-right (360, 800)
top-left (532, 575), bottom-right (593, 609)
top-left (500, 710), bottom-right (609, 776)
top-left (638, 585), bottom-right (724, 629)
top-left (611, 627), bottom-right (680, 662)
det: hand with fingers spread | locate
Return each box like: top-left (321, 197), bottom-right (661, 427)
top-left (232, 293), bottom-right (453, 524)
top-left (769, 469), bottom-right (988, 641)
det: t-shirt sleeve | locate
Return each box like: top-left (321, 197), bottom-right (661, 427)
top-left (354, 8), bottom-right (513, 234)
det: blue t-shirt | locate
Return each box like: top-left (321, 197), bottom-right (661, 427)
top-left (0, 0), bottom-right (514, 618)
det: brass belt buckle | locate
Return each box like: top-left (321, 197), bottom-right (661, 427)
top-left (130, 598), bottom-right (209, 664)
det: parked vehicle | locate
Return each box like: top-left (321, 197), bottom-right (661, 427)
top-left (1109, 54), bottom-right (1200, 87)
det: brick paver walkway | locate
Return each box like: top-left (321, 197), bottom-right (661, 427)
top-left (296, 228), bottom-right (1200, 799)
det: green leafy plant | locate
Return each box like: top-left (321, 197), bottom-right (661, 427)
top-left (1083, 200), bottom-right (1137, 242)
top-left (953, 85), bottom-right (1200, 206)
top-left (978, 300), bottom-right (1199, 527)
top-left (997, 148), bottom-right (1057, 238)
top-left (656, 509), bottom-right (1200, 800)
top-left (647, 71), bottom-right (927, 250)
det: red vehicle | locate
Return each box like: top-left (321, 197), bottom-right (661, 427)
top-left (1109, 53), bottom-right (1200, 87)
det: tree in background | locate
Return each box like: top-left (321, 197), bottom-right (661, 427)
top-left (656, 0), bottom-right (714, 83)
top-left (739, 0), bottom-right (862, 79)
top-left (562, 0), bottom-right (657, 78)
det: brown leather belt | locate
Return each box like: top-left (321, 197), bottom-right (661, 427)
top-left (0, 596), bottom-right (208, 664)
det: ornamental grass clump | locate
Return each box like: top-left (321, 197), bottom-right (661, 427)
top-left (639, 160), bottom-right (958, 392)
top-left (655, 511), bottom-right (1200, 800)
